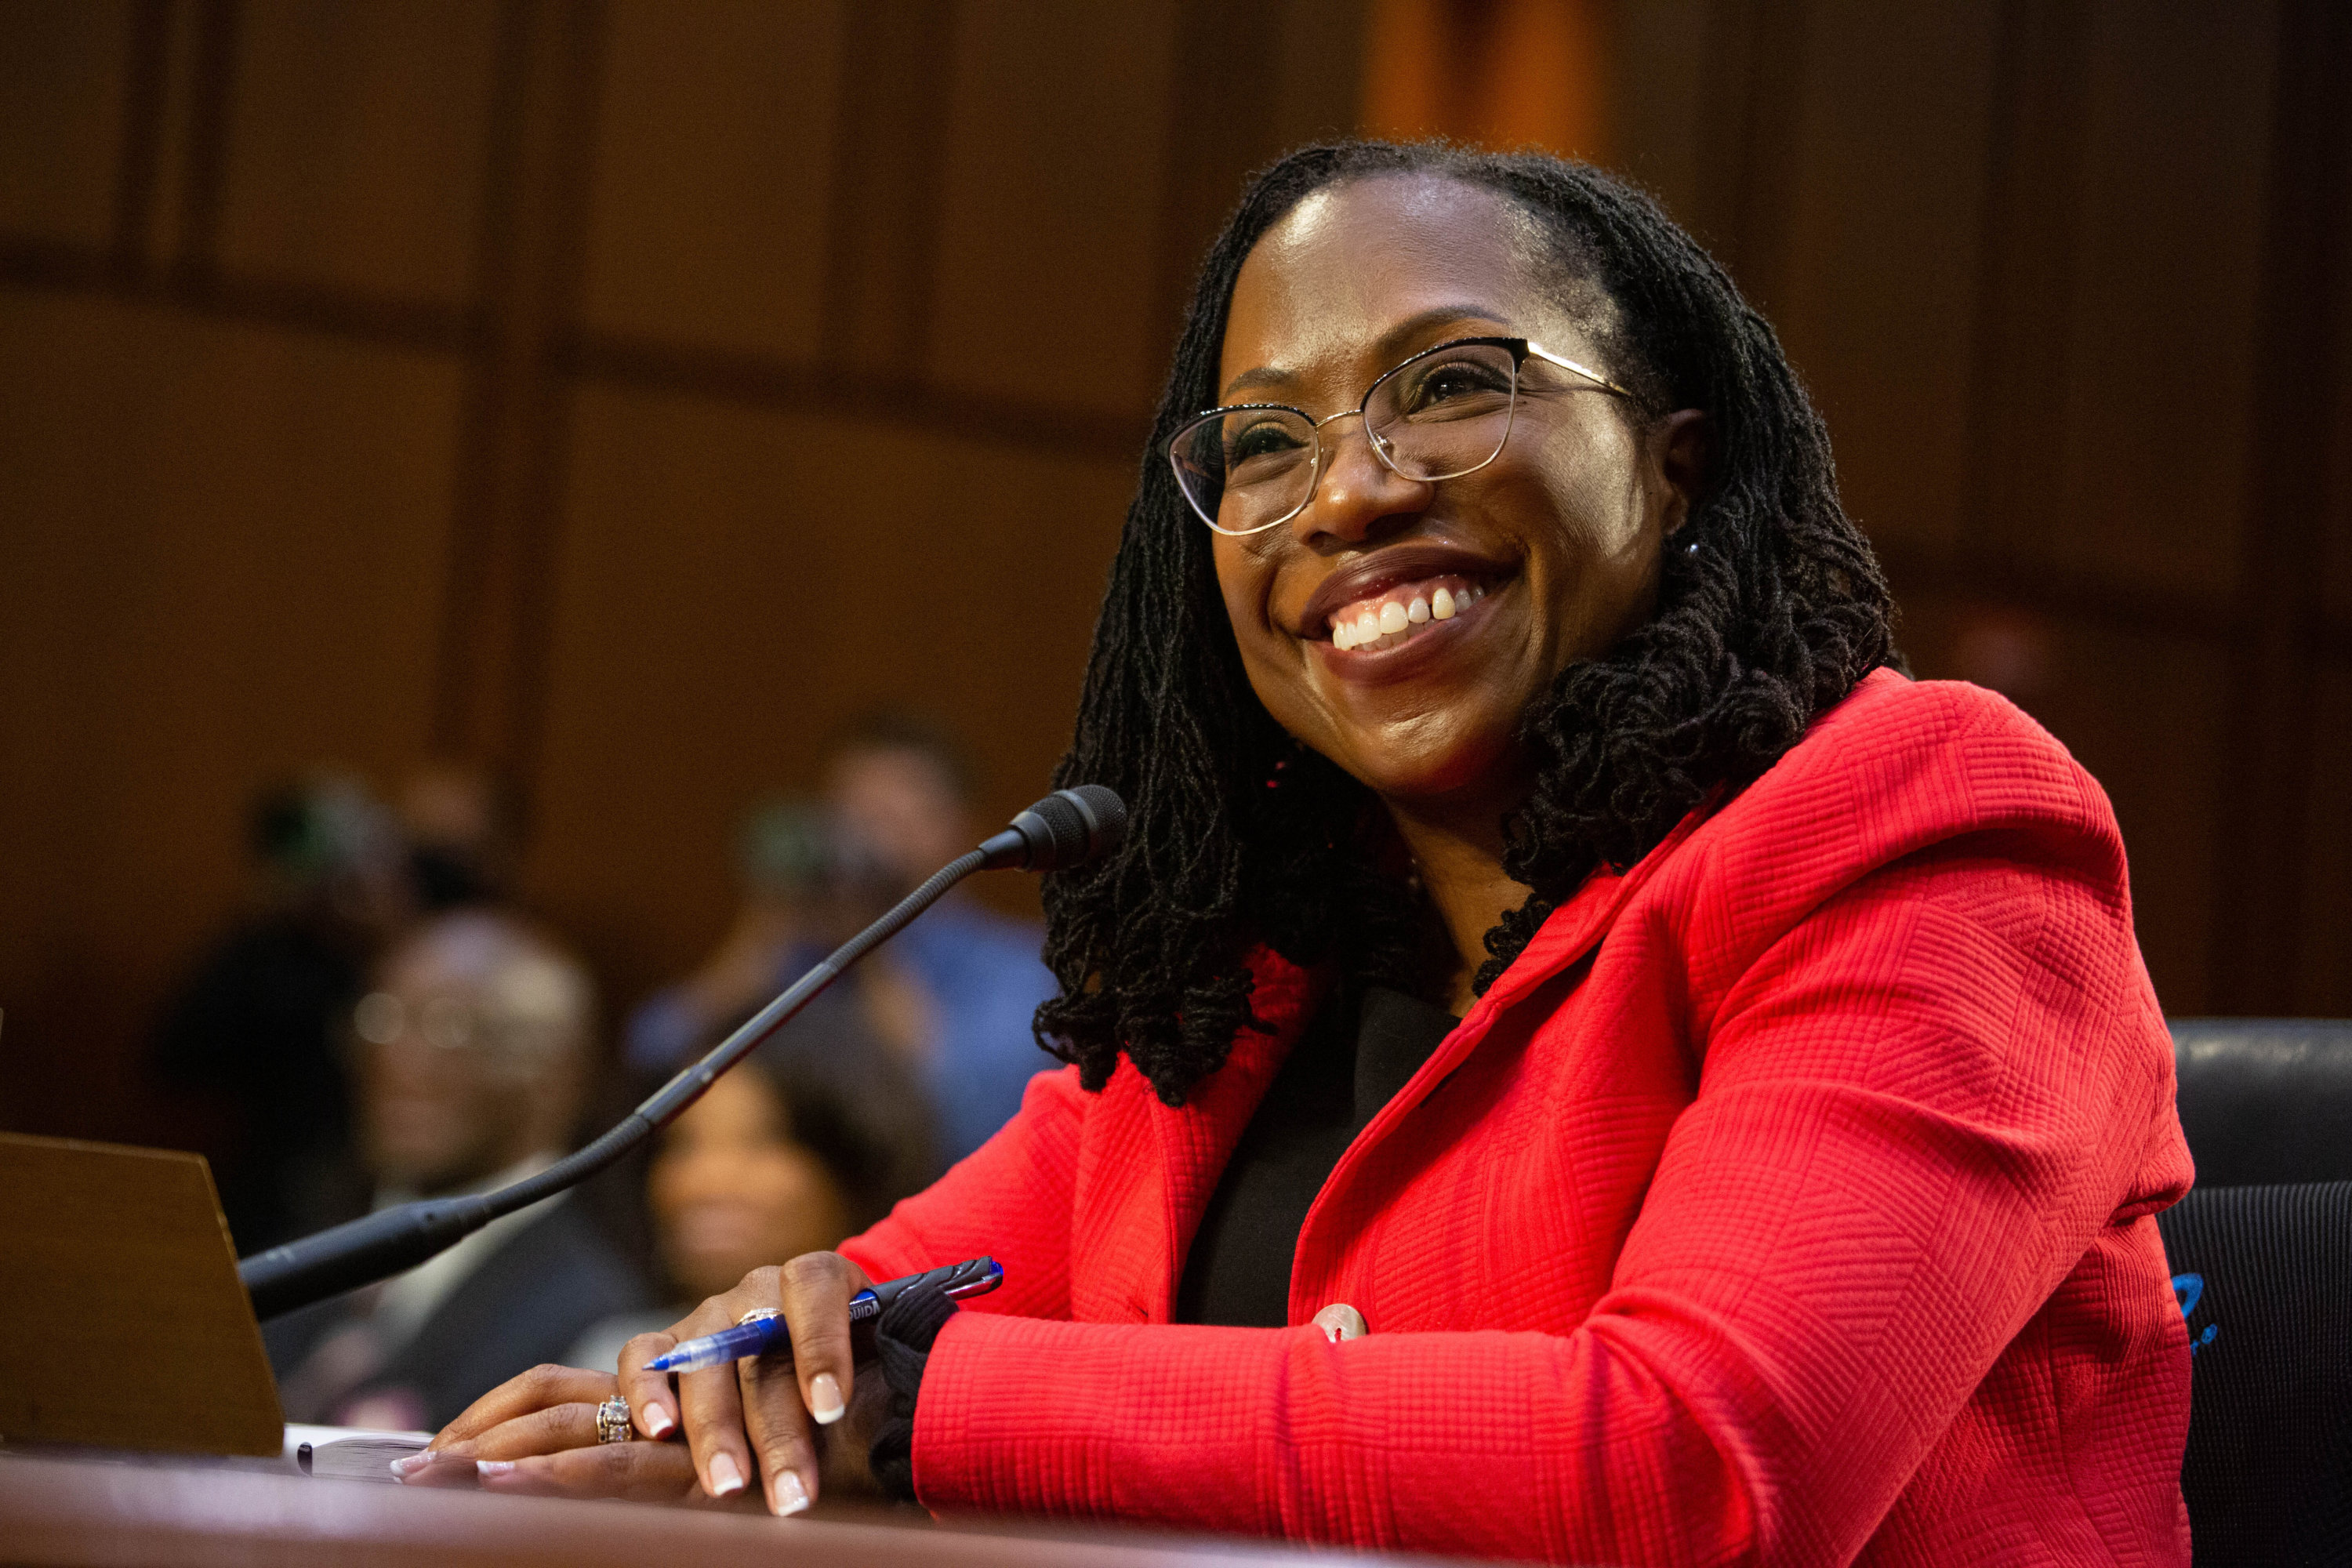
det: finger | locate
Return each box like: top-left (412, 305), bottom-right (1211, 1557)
top-left (429, 1364), bottom-right (616, 1450)
top-left (463, 1401), bottom-right (605, 1461)
top-left (779, 1251), bottom-right (871, 1432)
top-left (666, 1283), bottom-right (770, 1504)
top-left (475, 1440), bottom-right (706, 1504)
top-left (739, 1351), bottom-right (817, 1516)
top-left (728, 1250), bottom-right (869, 1515)
top-left (619, 1289), bottom-right (750, 1456)
top-left (615, 1331), bottom-right (682, 1439)
top-left (394, 1399), bottom-right (606, 1486)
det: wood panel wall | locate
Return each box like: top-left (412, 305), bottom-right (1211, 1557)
top-left (2, 0), bottom-right (2343, 1149)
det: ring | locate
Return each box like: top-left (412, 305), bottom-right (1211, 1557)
top-left (595, 1394), bottom-right (631, 1444)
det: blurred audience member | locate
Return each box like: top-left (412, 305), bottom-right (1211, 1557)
top-left (626, 713), bottom-right (1059, 1163)
top-left (397, 760), bottom-right (526, 912)
top-left (569, 1010), bottom-right (935, 1373)
top-left (152, 773), bottom-right (414, 1253)
top-left (265, 911), bottom-right (645, 1432)
top-left (622, 797), bottom-right (861, 1070)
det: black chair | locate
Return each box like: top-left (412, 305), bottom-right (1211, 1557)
top-left (2155, 1181), bottom-right (2352, 1565)
top-left (2170, 1019), bottom-right (2352, 1186)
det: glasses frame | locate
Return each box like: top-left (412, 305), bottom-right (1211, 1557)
top-left (1167, 336), bottom-right (1637, 536)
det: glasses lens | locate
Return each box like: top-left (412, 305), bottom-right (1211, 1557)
top-left (1366, 342), bottom-right (1518, 481)
top-left (1170, 407), bottom-right (1316, 532)
top-left (354, 991), bottom-right (403, 1045)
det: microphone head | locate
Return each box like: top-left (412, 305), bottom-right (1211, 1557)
top-left (982, 785), bottom-right (1128, 872)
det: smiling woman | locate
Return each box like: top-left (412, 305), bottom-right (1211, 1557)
top-left (406, 143), bottom-right (2194, 1566)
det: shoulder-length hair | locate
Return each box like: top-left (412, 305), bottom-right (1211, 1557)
top-left (1034, 141), bottom-right (1896, 1106)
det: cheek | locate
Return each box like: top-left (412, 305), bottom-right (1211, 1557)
top-left (1210, 536), bottom-right (1275, 636)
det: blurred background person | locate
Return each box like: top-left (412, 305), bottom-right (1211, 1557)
top-left (150, 773), bottom-right (416, 1254)
top-left (626, 712), bottom-right (1058, 1164)
top-left (622, 796), bottom-right (859, 1073)
top-left (569, 1016), bottom-right (936, 1374)
top-left (266, 909), bottom-right (645, 1432)
top-left (396, 759), bottom-right (528, 914)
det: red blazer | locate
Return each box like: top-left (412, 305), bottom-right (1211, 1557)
top-left (840, 670), bottom-right (2195, 1566)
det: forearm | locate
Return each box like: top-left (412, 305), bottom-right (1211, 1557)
top-left (911, 1313), bottom-right (1756, 1565)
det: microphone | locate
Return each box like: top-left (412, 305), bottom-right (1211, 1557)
top-left (977, 783), bottom-right (1125, 871)
top-left (238, 786), bottom-right (1127, 1321)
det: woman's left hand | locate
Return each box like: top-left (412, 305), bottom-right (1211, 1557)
top-left (393, 1363), bottom-right (730, 1504)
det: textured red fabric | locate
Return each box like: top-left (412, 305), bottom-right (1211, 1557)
top-left (839, 671), bottom-right (2195, 1566)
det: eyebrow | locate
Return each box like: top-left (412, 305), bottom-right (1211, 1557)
top-left (1218, 302), bottom-right (1517, 402)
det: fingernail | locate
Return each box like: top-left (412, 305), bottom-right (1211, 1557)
top-left (808, 1373), bottom-right (844, 1425)
top-left (771, 1468), bottom-right (810, 1517)
top-left (642, 1403), bottom-right (674, 1438)
top-left (389, 1451), bottom-right (434, 1478)
top-left (475, 1460), bottom-right (515, 1479)
top-left (706, 1451), bottom-right (745, 1498)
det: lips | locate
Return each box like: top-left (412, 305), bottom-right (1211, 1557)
top-left (1295, 542), bottom-right (1513, 648)
top-left (1328, 576), bottom-right (1489, 651)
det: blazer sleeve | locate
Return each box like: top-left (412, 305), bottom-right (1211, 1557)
top-left (836, 1062), bottom-right (1089, 1321)
top-left (902, 804), bottom-right (2188, 1563)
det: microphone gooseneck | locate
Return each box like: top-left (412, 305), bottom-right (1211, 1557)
top-left (238, 785), bottom-right (1127, 1322)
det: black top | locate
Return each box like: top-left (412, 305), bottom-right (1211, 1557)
top-left (1174, 985), bottom-right (1459, 1328)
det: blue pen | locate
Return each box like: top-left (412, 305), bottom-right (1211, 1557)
top-left (644, 1257), bottom-right (1003, 1374)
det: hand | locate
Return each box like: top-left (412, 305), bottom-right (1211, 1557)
top-left (394, 1364), bottom-right (724, 1505)
top-left (616, 1251), bottom-right (877, 1517)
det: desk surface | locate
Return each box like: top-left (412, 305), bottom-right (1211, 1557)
top-left (0, 1449), bottom-right (1454, 1568)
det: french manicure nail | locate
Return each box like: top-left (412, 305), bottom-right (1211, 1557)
top-left (808, 1373), bottom-right (845, 1425)
top-left (707, 1451), bottom-right (745, 1497)
top-left (389, 1451), bottom-right (434, 1478)
top-left (642, 1403), bottom-right (674, 1438)
top-left (476, 1460), bottom-right (515, 1479)
top-left (772, 1469), bottom-right (810, 1517)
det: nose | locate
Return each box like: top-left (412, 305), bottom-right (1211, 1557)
top-left (1290, 414), bottom-right (1431, 547)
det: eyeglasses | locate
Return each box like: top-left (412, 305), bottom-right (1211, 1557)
top-left (1167, 336), bottom-right (1635, 536)
top-left (351, 990), bottom-right (557, 1060)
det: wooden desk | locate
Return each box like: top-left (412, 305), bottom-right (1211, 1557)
top-left (0, 1450), bottom-right (1453, 1567)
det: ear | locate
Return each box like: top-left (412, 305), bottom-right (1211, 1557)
top-left (1653, 408), bottom-right (1711, 538)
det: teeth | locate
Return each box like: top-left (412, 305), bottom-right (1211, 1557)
top-left (1323, 580), bottom-right (1489, 652)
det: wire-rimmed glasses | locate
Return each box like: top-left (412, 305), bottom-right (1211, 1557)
top-left (1166, 336), bottom-right (1635, 536)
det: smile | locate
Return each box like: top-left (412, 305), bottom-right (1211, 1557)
top-left (1325, 575), bottom-right (1490, 652)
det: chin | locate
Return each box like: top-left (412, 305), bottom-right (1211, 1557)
top-left (1328, 713), bottom-right (1526, 808)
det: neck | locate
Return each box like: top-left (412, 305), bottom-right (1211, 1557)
top-left (1381, 780), bottom-right (1535, 1016)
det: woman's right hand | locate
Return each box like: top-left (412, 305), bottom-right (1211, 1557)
top-left (617, 1250), bottom-right (877, 1516)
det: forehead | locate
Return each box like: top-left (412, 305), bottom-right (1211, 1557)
top-left (1220, 174), bottom-right (1562, 387)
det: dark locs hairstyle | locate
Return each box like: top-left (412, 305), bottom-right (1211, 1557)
top-left (1034, 141), bottom-right (1896, 1105)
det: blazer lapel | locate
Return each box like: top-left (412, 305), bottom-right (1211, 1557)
top-left (1299, 794), bottom-right (1724, 1287)
top-left (1068, 949), bottom-right (1328, 1323)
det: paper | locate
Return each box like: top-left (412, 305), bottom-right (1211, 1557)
top-left (282, 1424), bottom-right (432, 1483)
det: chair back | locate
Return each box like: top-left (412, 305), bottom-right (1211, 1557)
top-left (2169, 1018), bottom-right (2352, 1185)
top-left (2154, 1180), bottom-right (2352, 1564)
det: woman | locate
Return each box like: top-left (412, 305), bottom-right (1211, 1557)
top-left (407, 143), bottom-right (2193, 1565)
